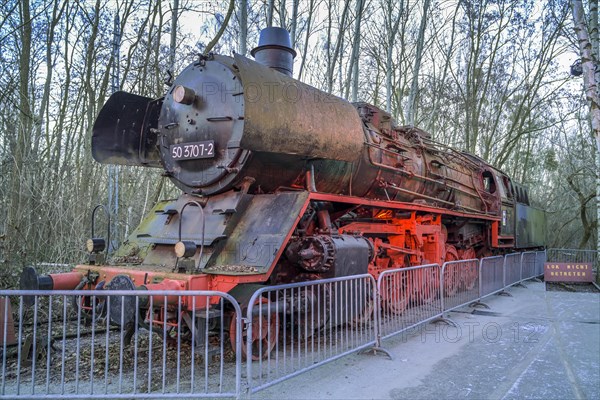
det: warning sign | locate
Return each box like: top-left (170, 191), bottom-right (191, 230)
top-left (544, 262), bottom-right (595, 283)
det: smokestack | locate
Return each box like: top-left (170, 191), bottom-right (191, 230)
top-left (251, 27), bottom-right (296, 77)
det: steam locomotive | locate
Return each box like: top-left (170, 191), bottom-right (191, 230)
top-left (21, 28), bottom-right (545, 356)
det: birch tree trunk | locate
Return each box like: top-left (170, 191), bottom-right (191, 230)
top-left (594, 0), bottom-right (600, 254)
top-left (279, 0), bottom-right (286, 27)
top-left (571, 0), bottom-right (600, 251)
top-left (239, 0), bottom-right (247, 55)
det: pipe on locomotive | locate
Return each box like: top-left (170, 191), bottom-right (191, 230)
top-left (20, 266), bottom-right (84, 292)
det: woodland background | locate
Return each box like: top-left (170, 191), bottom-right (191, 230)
top-left (0, 0), bottom-right (598, 287)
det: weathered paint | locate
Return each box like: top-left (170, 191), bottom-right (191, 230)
top-left (515, 204), bottom-right (546, 248)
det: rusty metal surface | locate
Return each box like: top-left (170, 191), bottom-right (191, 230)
top-left (234, 54), bottom-right (364, 162)
top-left (111, 191), bottom-right (253, 269)
top-left (204, 191), bottom-right (309, 274)
top-left (110, 190), bottom-right (307, 275)
top-left (0, 297), bottom-right (16, 346)
top-left (158, 55), bottom-right (249, 195)
top-left (93, 55), bottom-right (510, 220)
top-left (92, 91), bottom-right (162, 167)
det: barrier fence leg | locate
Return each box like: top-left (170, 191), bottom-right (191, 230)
top-left (432, 315), bottom-right (459, 328)
top-left (433, 265), bottom-right (458, 327)
top-left (469, 259), bottom-right (489, 309)
top-left (360, 289), bottom-right (393, 360)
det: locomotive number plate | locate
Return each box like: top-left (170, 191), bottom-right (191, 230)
top-left (170, 140), bottom-right (215, 160)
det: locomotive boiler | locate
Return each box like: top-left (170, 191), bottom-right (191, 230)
top-left (21, 27), bottom-right (545, 357)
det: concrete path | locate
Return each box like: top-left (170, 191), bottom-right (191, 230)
top-left (253, 282), bottom-right (600, 400)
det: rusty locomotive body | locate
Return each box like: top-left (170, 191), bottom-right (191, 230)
top-left (22, 28), bottom-right (545, 356)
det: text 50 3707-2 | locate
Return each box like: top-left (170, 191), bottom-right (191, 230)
top-left (170, 140), bottom-right (215, 160)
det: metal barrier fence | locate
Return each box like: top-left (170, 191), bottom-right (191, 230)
top-left (1, 250), bottom-right (553, 398)
top-left (378, 264), bottom-right (442, 340)
top-left (504, 253), bottom-right (522, 287)
top-left (440, 251), bottom-right (547, 313)
top-left (480, 256), bottom-right (505, 297)
top-left (535, 250), bottom-right (547, 276)
top-left (245, 275), bottom-right (377, 394)
top-left (521, 252), bottom-right (538, 281)
top-left (0, 290), bottom-right (242, 399)
top-left (440, 259), bottom-right (479, 312)
top-left (547, 248), bottom-right (598, 273)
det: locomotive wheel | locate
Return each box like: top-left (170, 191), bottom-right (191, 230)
top-left (459, 248), bottom-right (478, 290)
top-left (381, 274), bottom-right (410, 315)
top-left (229, 297), bottom-right (279, 361)
top-left (443, 245), bottom-right (460, 297)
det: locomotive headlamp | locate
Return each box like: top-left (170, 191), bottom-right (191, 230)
top-left (86, 238), bottom-right (106, 253)
top-left (173, 85), bottom-right (196, 104)
top-left (175, 240), bottom-right (197, 258)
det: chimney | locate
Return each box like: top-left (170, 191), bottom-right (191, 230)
top-left (250, 27), bottom-right (296, 77)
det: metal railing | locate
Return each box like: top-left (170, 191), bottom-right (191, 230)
top-left (439, 252), bottom-right (548, 313)
top-left (1, 249), bottom-right (554, 398)
top-left (521, 252), bottom-right (538, 281)
top-left (547, 248), bottom-right (598, 273)
top-left (245, 275), bottom-right (377, 394)
top-left (504, 253), bottom-right (522, 287)
top-left (378, 264), bottom-right (442, 340)
top-left (535, 250), bottom-right (547, 277)
top-left (480, 256), bottom-right (506, 297)
top-left (0, 290), bottom-right (242, 399)
top-left (440, 259), bottom-right (480, 313)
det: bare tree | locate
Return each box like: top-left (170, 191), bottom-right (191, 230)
top-left (325, 0), bottom-right (351, 93)
top-left (238, 0), bottom-right (247, 55)
top-left (267, 0), bottom-right (274, 27)
top-left (572, 0), bottom-right (600, 252)
top-left (290, 0), bottom-right (299, 48)
top-left (344, 0), bottom-right (365, 102)
top-left (382, 0), bottom-right (403, 113)
top-left (406, 0), bottom-right (430, 126)
top-left (297, 0), bottom-right (316, 81)
top-left (204, 0), bottom-right (235, 54)
top-left (169, 0), bottom-right (179, 72)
